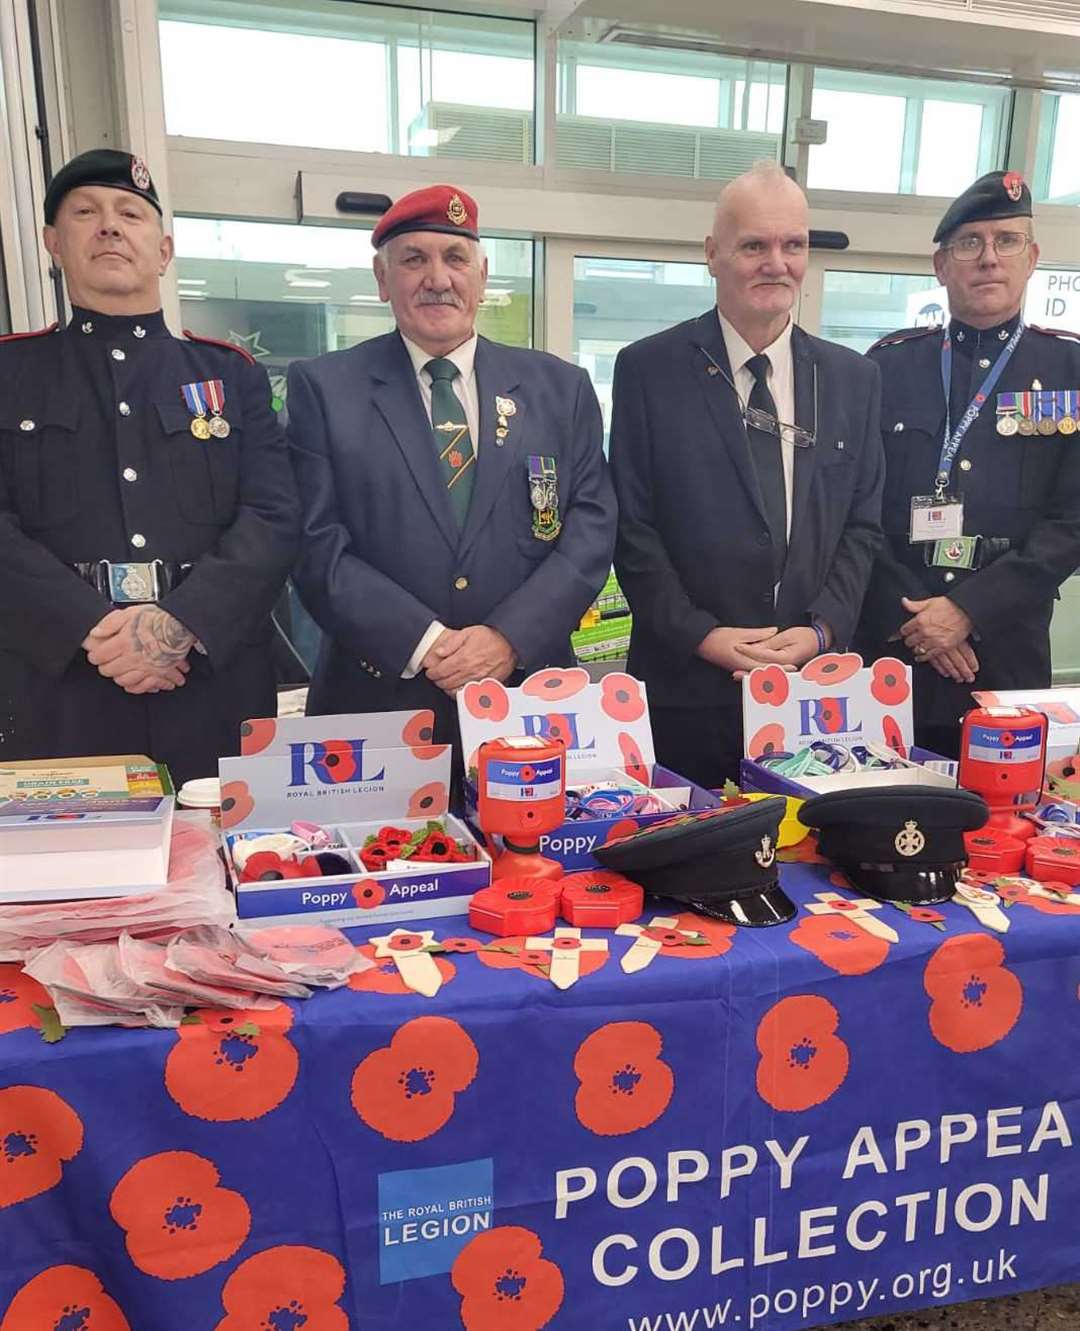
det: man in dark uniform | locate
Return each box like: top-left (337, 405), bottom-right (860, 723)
top-left (0, 149), bottom-right (298, 784)
top-left (858, 171), bottom-right (1080, 757)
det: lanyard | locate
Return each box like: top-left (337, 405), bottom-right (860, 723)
top-left (937, 321), bottom-right (1024, 497)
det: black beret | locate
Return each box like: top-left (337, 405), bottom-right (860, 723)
top-left (44, 149), bottom-right (162, 225)
top-left (800, 786), bottom-right (989, 905)
top-left (594, 797), bottom-right (796, 928)
top-left (934, 171), bottom-right (1032, 245)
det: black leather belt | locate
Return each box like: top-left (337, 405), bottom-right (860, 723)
top-left (923, 536), bottom-right (1011, 571)
top-left (71, 559), bottom-right (193, 604)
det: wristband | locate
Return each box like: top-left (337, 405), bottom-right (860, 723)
top-left (811, 620), bottom-right (827, 655)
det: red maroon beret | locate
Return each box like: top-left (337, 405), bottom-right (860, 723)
top-left (372, 185), bottom-right (479, 248)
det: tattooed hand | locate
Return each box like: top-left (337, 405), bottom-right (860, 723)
top-left (83, 607), bottom-right (195, 694)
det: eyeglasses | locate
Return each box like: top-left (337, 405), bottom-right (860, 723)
top-left (942, 231), bottom-right (1031, 262)
top-left (744, 405), bottom-right (816, 448)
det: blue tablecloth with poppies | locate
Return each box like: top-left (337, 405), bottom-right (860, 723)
top-left (1, 857), bottom-right (1079, 1331)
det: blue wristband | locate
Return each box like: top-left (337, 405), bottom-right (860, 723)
top-left (811, 621), bottom-right (827, 655)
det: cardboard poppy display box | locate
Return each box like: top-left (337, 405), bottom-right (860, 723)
top-left (219, 711), bottom-right (491, 927)
top-left (456, 667), bottom-right (720, 870)
top-left (739, 654), bottom-right (957, 799)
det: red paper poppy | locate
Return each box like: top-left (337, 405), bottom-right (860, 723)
top-left (401, 711), bottom-right (435, 754)
top-left (523, 668), bottom-right (590, 701)
top-left (442, 937), bottom-right (483, 954)
top-left (352, 880), bottom-right (385, 910)
top-left (654, 911), bottom-right (735, 958)
top-left (0, 1266), bottom-right (129, 1331)
top-left (801, 652), bottom-right (861, 685)
top-left (789, 914), bottom-right (889, 976)
top-left (749, 665), bottom-right (789, 707)
top-left (881, 713), bottom-right (907, 754)
top-left (476, 937), bottom-right (606, 982)
top-left (239, 717), bottom-right (277, 756)
top-left (618, 732), bottom-right (650, 784)
top-left (214, 1245), bottom-right (347, 1331)
top-left (995, 880), bottom-right (1028, 902)
top-left (109, 1150), bottom-right (250, 1280)
top-left (518, 948), bottom-right (550, 967)
top-left (871, 657), bottom-right (910, 707)
top-left (910, 906), bottom-right (945, 924)
top-left (0, 1086), bottom-right (83, 1209)
top-left (574, 1022), bottom-right (674, 1135)
top-left (219, 781), bottom-right (254, 829)
top-left (600, 673), bottom-right (646, 722)
top-left (462, 680), bottom-right (510, 722)
top-left (407, 782), bottom-right (450, 818)
top-left (349, 946), bottom-right (456, 994)
top-left (352, 1016), bottom-right (478, 1142)
top-left (747, 723), bottom-right (787, 760)
top-left (923, 934), bottom-right (1023, 1053)
top-left (0, 966), bottom-right (52, 1036)
top-left (164, 1004), bottom-right (299, 1122)
top-left (452, 1226), bottom-right (564, 1331)
top-left (604, 818), bottom-right (640, 844)
top-left (755, 995), bottom-right (849, 1112)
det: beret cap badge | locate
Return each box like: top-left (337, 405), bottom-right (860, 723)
top-left (447, 193), bottom-right (468, 227)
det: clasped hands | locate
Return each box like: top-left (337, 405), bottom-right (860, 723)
top-left (896, 596), bottom-right (978, 685)
top-left (697, 624), bottom-right (825, 680)
top-left (82, 606), bottom-right (196, 695)
top-left (421, 624), bottom-right (516, 694)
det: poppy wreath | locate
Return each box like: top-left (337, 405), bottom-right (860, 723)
top-left (600, 673), bottom-right (646, 722)
top-left (789, 913), bottom-right (889, 977)
top-left (352, 1016), bottom-right (479, 1142)
top-left (0, 1086), bottom-right (83, 1209)
top-left (238, 717), bottom-right (277, 756)
top-left (523, 667), bottom-right (590, 701)
top-left (748, 665), bottom-right (789, 708)
top-left (0, 1266), bottom-right (130, 1331)
top-left (923, 934), bottom-right (1023, 1053)
top-left (800, 653), bottom-right (861, 686)
top-left (109, 1150), bottom-right (250, 1280)
top-left (870, 657), bottom-right (910, 707)
top-left (213, 1245), bottom-right (347, 1331)
top-left (164, 1004), bottom-right (299, 1122)
top-left (349, 946), bottom-right (456, 995)
top-left (574, 1021), bottom-right (674, 1136)
top-left (755, 995), bottom-right (850, 1112)
top-left (219, 781), bottom-right (255, 829)
top-left (451, 1226), bottom-right (564, 1331)
top-left (462, 679), bottom-right (510, 723)
top-left (0, 965), bottom-right (56, 1038)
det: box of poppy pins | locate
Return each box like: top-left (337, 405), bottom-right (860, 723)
top-left (740, 652), bottom-right (956, 797)
top-left (218, 711), bottom-right (491, 927)
top-left (455, 668), bottom-right (721, 870)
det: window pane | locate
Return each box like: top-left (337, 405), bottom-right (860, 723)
top-left (820, 270), bottom-right (943, 353)
top-left (159, 2), bottom-right (536, 165)
top-left (1036, 93), bottom-right (1080, 204)
top-left (809, 88), bottom-right (906, 193)
top-left (916, 101), bottom-right (984, 197)
top-left (575, 67), bottom-right (719, 129)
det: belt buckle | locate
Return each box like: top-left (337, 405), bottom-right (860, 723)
top-left (102, 560), bottom-right (160, 604)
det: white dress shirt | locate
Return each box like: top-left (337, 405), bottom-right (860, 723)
top-left (400, 332), bottom-right (480, 678)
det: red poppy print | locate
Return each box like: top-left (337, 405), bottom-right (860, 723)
top-left (923, 934), bottom-right (1023, 1053)
top-left (0, 1266), bottom-right (129, 1331)
top-left (214, 1245), bottom-right (347, 1331)
top-left (539, 714), bottom-right (573, 749)
top-left (110, 1151), bottom-right (250, 1280)
top-left (618, 732), bottom-right (650, 784)
top-left (756, 995), bottom-right (849, 1112)
top-left (352, 880), bottom-right (385, 910)
top-left (790, 914), bottom-right (889, 976)
top-left (1019, 887), bottom-right (1080, 916)
top-left (407, 781), bottom-right (449, 818)
top-left (813, 697), bottom-right (845, 735)
top-left (462, 679), bottom-right (510, 722)
top-left (349, 946), bottom-right (456, 994)
top-left (871, 657), bottom-right (910, 707)
top-left (523, 667), bottom-right (589, 701)
top-left (238, 717), bottom-right (276, 756)
top-left (452, 1226), bottom-right (563, 1331)
top-left (801, 653), bottom-right (861, 685)
top-left (600, 673), bottom-right (646, 722)
top-left (352, 1016), bottom-right (478, 1142)
top-left (219, 781), bottom-right (254, 829)
top-left (0, 1086), bottom-right (83, 1209)
top-left (401, 710), bottom-right (441, 759)
top-left (651, 912), bottom-right (735, 959)
top-left (881, 713), bottom-right (907, 754)
top-left (319, 740), bottom-right (357, 783)
top-left (164, 1004), bottom-right (299, 1122)
top-left (749, 666), bottom-right (790, 707)
top-left (605, 818), bottom-right (640, 844)
top-left (574, 1022), bottom-right (674, 1136)
top-left (0, 966), bottom-right (52, 1036)
top-left (747, 723), bottom-right (786, 760)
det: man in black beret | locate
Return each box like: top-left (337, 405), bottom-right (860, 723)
top-left (858, 171), bottom-right (1080, 757)
top-left (0, 149), bottom-right (299, 782)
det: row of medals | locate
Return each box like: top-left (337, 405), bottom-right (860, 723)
top-left (997, 412), bottom-right (1076, 437)
top-left (190, 411), bottom-right (231, 440)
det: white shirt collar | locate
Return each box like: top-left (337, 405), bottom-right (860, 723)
top-left (401, 330), bottom-right (478, 382)
top-left (716, 308), bottom-right (793, 380)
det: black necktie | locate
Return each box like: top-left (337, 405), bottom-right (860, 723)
top-left (745, 352), bottom-right (788, 581)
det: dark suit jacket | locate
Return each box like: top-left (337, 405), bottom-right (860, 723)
top-left (610, 309), bottom-right (884, 709)
top-left (287, 331), bottom-right (615, 724)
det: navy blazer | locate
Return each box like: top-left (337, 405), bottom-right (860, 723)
top-left (610, 310), bottom-right (885, 709)
top-left (287, 331), bottom-right (615, 718)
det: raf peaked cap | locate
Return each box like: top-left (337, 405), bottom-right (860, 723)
top-left (44, 149), bottom-right (162, 225)
top-left (933, 171), bottom-right (1032, 245)
top-left (800, 786), bottom-right (989, 905)
top-left (371, 184), bottom-right (479, 248)
top-left (594, 797), bottom-right (796, 928)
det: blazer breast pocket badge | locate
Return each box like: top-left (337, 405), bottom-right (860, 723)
top-left (528, 454), bottom-right (561, 541)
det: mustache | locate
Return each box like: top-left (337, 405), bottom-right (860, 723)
top-left (415, 290), bottom-right (463, 308)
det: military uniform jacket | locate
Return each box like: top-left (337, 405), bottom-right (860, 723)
top-left (286, 330), bottom-right (616, 727)
top-left (0, 308), bottom-right (299, 782)
top-left (859, 316), bottom-right (1080, 725)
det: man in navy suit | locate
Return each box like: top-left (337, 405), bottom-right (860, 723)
top-left (610, 162), bottom-right (884, 787)
top-left (287, 185), bottom-right (615, 746)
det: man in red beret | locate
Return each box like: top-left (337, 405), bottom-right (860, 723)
top-left (286, 185), bottom-right (615, 752)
